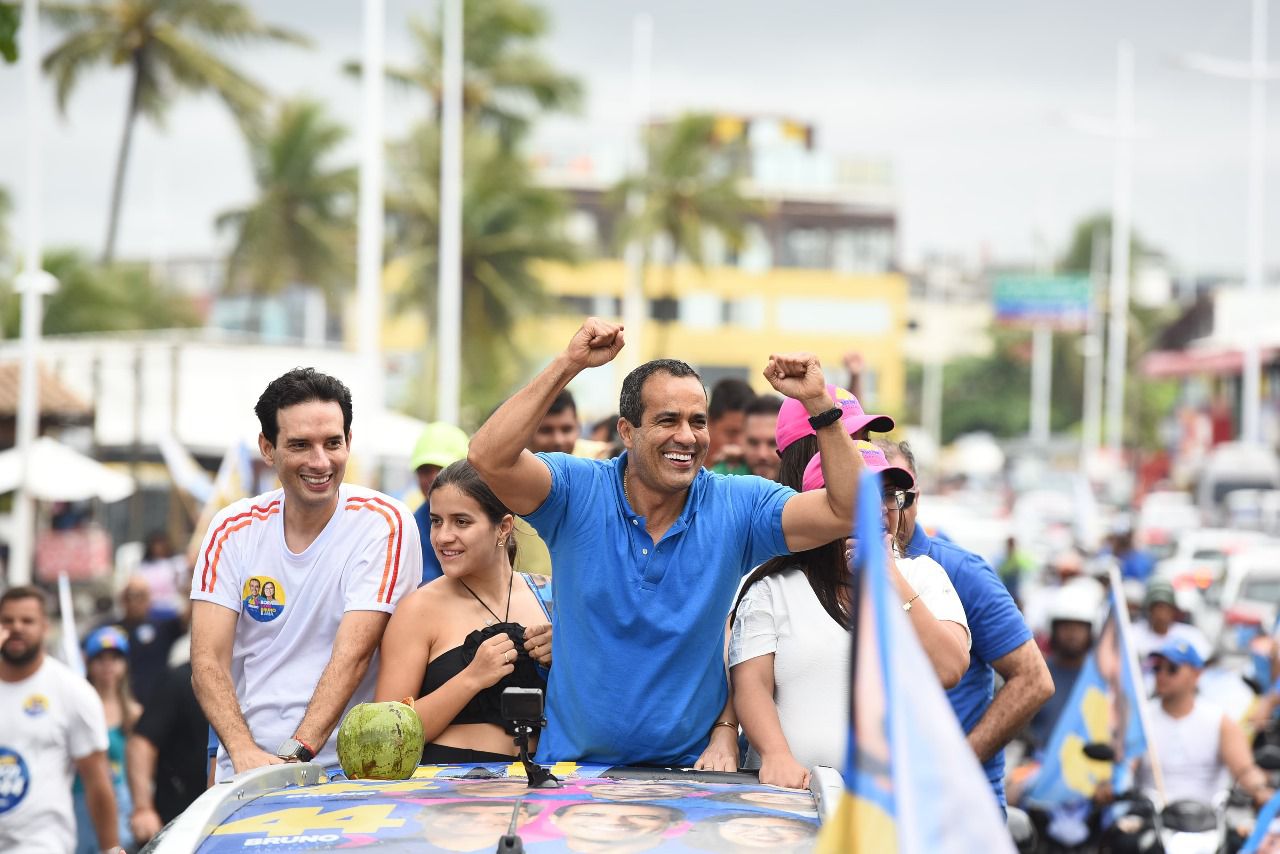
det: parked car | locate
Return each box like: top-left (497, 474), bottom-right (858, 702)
top-left (1216, 545), bottom-right (1280, 661)
top-left (1196, 443), bottom-right (1280, 527)
top-left (1154, 527), bottom-right (1273, 606)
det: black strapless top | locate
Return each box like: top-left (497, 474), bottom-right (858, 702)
top-left (420, 621), bottom-right (547, 734)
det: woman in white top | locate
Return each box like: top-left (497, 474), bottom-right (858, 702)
top-left (729, 442), bottom-right (970, 789)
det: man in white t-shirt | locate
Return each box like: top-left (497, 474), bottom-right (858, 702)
top-left (1135, 638), bottom-right (1272, 807)
top-left (0, 587), bottom-right (121, 854)
top-left (191, 368), bottom-right (422, 781)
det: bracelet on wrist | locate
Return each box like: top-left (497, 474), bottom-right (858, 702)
top-left (710, 720), bottom-right (737, 733)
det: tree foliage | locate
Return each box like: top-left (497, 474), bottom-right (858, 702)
top-left (216, 99), bottom-right (356, 307)
top-left (385, 124), bottom-right (576, 421)
top-left (38, 0), bottom-right (308, 262)
top-left (1, 249), bottom-right (200, 336)
top-left (353, 0), bottom-right (581, 148)
top-left (612, 114), bottom-right (757, 268)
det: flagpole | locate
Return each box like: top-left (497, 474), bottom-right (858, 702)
top-left (1108, 563), bottom-right (1166, 802)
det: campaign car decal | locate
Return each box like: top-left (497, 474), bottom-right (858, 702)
top-left (197, 765), bottom-right (819, 852)
top-left (0, 748), bottom-right (31, 814)
top-left (243, 576), bottom-right (286, 623)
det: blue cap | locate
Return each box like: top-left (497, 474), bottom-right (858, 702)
top-left (1151, 638), bottom-right (1204, 669)
top-left (85, 625), bottom-right (130, 659)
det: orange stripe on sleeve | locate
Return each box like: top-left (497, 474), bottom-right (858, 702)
top-left (345, 496), bottom-right (402, 603)
top-left (205, 505), bottom-right (279, 592)
top-left (200, 501), bottom-right (280, 592)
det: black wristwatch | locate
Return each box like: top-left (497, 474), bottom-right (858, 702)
top-left (807, 406), bottom-right (843, 430)
top-left (276, 737), bottom-right (315, 762)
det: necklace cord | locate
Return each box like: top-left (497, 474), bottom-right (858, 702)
top-left (459, 570), bottom-right (515, 624)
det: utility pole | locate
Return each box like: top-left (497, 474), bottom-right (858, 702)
top-left (1104, 41), bottom-right (1135, 454)
top-left (1063, 41), bottom-right (1136, 455)
top-left (1177, 0), bottom-right (1276, 445)
top-left (436, 0), bottom-right (464, 425)
top-left (1081, 225), bottom-right (1107, 469)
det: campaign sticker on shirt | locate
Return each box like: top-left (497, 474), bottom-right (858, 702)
top-left (242, 576), bottom-right (286, 623)
top-left (0, 748), bottom-right (30, 813)
top-left (136, 623), bottom-right (157, 645)
top-left (21, 694), bottom-right (48, 718)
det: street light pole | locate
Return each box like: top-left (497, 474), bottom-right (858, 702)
top-left (1104, 41), bottom-right (1135, 454)
top-left (357, 0), bottom-right (386, 413)
top-left (436, 0), bottom-right (464, 426)
top-left (1244, 0), bottom-right (1269, 445)
top-left (620, 14), bottom-right (653, 380)
top-left (1176, 0), bottom-right (1278, 446)
top-left (12, 0), bottom-right (58, 586)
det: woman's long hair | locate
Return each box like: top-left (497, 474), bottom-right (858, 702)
top-left (732, 432), bottom-right (850, 628)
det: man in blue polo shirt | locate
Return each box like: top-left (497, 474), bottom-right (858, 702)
top-left (469, 317), bottom-right (860, 767)
top-left (878, 440), bottom-right (1054, 810)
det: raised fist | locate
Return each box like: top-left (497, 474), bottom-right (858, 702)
top-left (565, 318), bottom-right (625, 370)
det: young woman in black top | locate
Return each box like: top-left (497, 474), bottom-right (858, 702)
top-left (376, 460), bottom-right (553, 763)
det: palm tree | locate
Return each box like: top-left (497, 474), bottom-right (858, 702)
top-left (385, 123), bottom-right (575, 420)
top-left (216, 99), bottom-right (356, 312)
top-left (351, 0), bottom-right (580, 147)
top-left (612, 113), bottom-right (758, 350)
top-left (38, 0), bottom-right (308, 264)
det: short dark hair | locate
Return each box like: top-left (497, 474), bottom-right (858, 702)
top-left (618, 359), bottom-right (703, 427)
top-left (430, 460), bottom-right (517, 562)
top-left (255, 368), bottom-right (353, 445)
top-left (708, 378), bottom-right (755, 422)
top-left (547, 390), bottom-right (577, 418)
top-left (745, 393), bottom-right (783, 418)
top-left (0, 586), bottom-right (48, 612)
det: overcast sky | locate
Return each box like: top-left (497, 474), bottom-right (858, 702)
top-left (1, 0), bottom-right (1276, 276)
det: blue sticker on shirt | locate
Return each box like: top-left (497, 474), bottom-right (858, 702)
top-left (243, 576), bottom-right (286, 623)
top-left (0, 748), bottom-right (30, 813)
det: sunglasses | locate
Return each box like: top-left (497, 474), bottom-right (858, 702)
top-left (880, 489), bottom-right (918, 511)
top-left (1153, 660), bottom-right (1181, 676)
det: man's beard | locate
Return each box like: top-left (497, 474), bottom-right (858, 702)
top-left (0, 641), bottom-right (41, 666)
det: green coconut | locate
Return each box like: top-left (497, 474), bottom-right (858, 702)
top-left (337, 701), bottom-right (425, 780)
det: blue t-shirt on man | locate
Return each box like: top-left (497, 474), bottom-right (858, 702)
top-left (907, 525), bottom-right (1034, 808)
top-left (413, 502), bottom-right (444, 584)
top-left (525, 451), bottom-right (794, 766)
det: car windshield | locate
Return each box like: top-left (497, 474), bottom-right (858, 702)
top-left (1240, 577), bottom-right (1280, 605)
top-left (1215, 481), bottom-right (1276, 503)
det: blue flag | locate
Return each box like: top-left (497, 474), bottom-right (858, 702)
top-left (1242, 789), bottom-right (1280, 853)
top-left (817, 470), bottom-right (1012, 853)
top-left (1025, 581), bottom-right (1149, 806)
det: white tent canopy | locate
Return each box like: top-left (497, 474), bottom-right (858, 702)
top-left (0, 437), bottom-right (135, 503)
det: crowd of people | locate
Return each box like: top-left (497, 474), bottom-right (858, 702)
top-left (4, 315), bottom-right (1279, 852)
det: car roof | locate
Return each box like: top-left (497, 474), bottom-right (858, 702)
top-left (155, 763), bottom-right (831, 853)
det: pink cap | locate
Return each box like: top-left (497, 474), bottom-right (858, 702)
top-left (775, 384), bottom-right (894, 454)
top-left (802, 441), bottom-right (915, 493)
